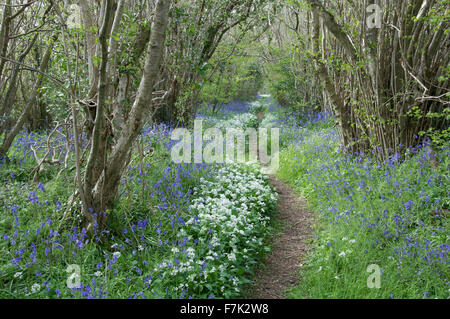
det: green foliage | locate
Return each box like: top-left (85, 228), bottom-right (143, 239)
top-left (265, 45), bottom-right (323, 112)
top-left (200, 51), bottom-right (264, 109)
top-left (277, 122), bottom-right (449, 299)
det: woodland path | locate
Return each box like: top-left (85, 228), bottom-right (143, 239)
top-left (250, 175), bottom-right (314, 298)
top-left (249, 110), bottom-right (315, 299)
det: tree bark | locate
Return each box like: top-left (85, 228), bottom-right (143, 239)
top-left (306, 0), bottom-right (358, 62)
top-left (83, 0), bottom-right (171, 230)
top-left (0, 0), bottom-right (12, 86)
top-left (310, 10), bottom-right (350, 148)
top-left (83, 0), bottom-right (114, 215)
top-left (79, 0), bottom-right (99, 99)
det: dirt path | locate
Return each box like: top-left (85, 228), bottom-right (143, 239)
top-left (250, 175), bottom-right (314, 298)
top-left (245, 106), bottom-right (314, 298)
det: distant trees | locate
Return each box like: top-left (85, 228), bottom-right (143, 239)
top-left (154, 0), bottom-right (271, 125)
top-left (199, 40), bottom-right (266, 113)
top-left (262, 5), bottom-right (325, 112)
top-left (198, 3), bottom-right (326, 114)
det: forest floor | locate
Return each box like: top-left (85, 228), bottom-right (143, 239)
top-left (248, 110), bottom-right (315, 299)
top-left (250, 175), bottom-right (314, 298)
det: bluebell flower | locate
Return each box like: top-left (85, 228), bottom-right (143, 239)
top-left (37, 182), bottom-right (45, 192)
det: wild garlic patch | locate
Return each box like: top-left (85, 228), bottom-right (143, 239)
top-left (152, 163), bottom-right (278, 298)
top-left (215, 113), bottom-right (259, 131)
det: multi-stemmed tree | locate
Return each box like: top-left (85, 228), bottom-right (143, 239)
top-left (303, 0), bottom-right (449, 157)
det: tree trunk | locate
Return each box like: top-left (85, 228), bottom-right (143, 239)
top-left (83, 0), bottom-right (171, 231)
top-left (0, 0), bottom-right (12, 86)
top-left (79, 0), bottom-right (99, 99)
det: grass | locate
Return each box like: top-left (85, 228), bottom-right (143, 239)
top-left (274, 114), bottom-right (449, 299)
